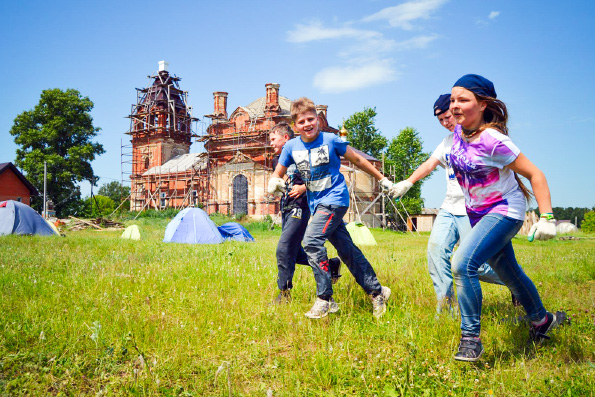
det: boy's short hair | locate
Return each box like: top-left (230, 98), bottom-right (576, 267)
top-left (270, 122), bottom-right (295, 139)
top-left (290, 97), bottom-right (316, 121)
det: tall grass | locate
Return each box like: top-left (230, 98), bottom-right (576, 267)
top-left (0, 220), bottom-right (593, 396)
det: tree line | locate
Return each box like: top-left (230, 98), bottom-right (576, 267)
top-left (8, 90), bottom-right (594, 230)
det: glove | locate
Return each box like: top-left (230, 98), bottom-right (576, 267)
top-left (379, 177), bottom-right (394, 191)
top-left (267, 177), bottom-right (285, 197)
top-left (389, 180), bottom-right (413, 199)
top-left (528, 218), bottom-right (556, 242)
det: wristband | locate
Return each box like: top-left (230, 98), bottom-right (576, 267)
top-left (540, 213), bottom-right (554, 220)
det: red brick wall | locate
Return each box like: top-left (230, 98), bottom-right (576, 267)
top-left (0, 169), bottom-right (33, 205)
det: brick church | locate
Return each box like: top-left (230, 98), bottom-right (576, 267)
top-left (127, 62), bottom-right (382, 222)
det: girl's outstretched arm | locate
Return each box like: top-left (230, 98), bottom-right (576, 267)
top-left (507, 153), bottom-right (553, 214)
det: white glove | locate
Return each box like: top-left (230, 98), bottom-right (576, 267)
top-left (528, 218), bottom-right (556, 242)
top-left (389, 180), bottom-right (413, 199)
top-left (379, 177), bottom-right (394, 191)
top-left (267, 177), bottom-right (285, 197)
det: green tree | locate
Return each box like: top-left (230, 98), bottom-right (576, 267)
top-left (9, 89), bottom-right (104, 216)
top-left (384, 127), bottom-right (431, 216)
top-left (341, 107), bottom-right (388, 159)
top-left (581, 211), bottom-right (595, 233)
top-left (82, 195), bottom-right (115, 218)
top-left (551, 207), bottom-right (592, 227)
top-left (98, 181), bottom-right (130, 203)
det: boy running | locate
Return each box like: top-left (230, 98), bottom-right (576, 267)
top-left (269, 122), bottom-right (341, 304)
top-left (268, 97), bottom-right (393, 319)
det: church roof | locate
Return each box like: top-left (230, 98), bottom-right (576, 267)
top-left (238, 95), bottom-right (293, 119)
top-left (144, 153), bottom-right (206, 176)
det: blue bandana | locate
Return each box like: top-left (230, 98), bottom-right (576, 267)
top-left (453, 74), bottom-right (497, 98)
top-left (433, 94), bottom-right (451, 116)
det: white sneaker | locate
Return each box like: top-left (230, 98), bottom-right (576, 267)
top-left (329, 298), bottom-right (339, 313)
top-left (371, 286), bottom-right (391, 318)
top-left (305, 297), bottom-right (339, 319)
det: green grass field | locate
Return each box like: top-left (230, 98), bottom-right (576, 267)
top-left (1, 218), bottom-right (594, 396)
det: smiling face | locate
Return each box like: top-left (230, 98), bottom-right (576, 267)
top-left (436, 109), bottom-right (457, 132)
top-left (450, 87), bottom-right (487, 130)
top-left (293, 110), bottom-right (320, 142)
top-left (269, 131), bottom-right (289, 155)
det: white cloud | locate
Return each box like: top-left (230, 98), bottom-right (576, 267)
top-left (488, 11), bottom-right (500, 20)
top-left (394, 34), bottom-right (439, 50)
top-left (313, 60), bottom-right (398, 94)
top-left (287, 21), bottom-right (380, 43)
top-left (363, 0), bottom-right (449, 30)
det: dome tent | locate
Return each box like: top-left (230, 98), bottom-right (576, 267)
top-left (121, 225), bottom-right (141, 240)
top-left (0, 200), bottom-right (58, 236)
top-left (217, 222), bottom-right (255, 242)
top-left (163, 208), bottom-right (223, 244)
top-left (346, 221), bottom-right (377, 246)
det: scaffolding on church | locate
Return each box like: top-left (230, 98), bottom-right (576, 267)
top-left (122, 61), bottom-right (202, 212)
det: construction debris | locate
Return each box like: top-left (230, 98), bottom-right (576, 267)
top-left (67, 216), bottom-right (125, 231)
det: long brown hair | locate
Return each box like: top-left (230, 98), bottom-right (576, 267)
top-left (475, 93), bottom-right (534, 202)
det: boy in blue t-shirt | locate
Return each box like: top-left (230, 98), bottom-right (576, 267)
top-left (268, 97), bottom-right (394, 319)
top-left (269, 122), bottom-right (342, 305)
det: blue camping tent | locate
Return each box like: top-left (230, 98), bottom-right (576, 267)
top-left (217, 222), bottom-right (255, 242)
top-left (163, 208), bottom-right (224, 244)
top-left (0, 200), bottom-right (58, 236)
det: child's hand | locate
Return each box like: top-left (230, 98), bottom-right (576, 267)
top-left (379, 177), bottom-right (394, 191)
top-left (268, 177), bottom-right (286, 197)
top-left (288, 184), bottom-right (307, 198)
top-left (389, 180), bottom-right (413, 199)
top-left (528, 218), bottom-right (556, 242)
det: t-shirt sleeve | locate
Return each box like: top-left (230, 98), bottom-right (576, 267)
top-left (331, 134), bottom-right (348, 156)
top-left (431, 140), bottom-right (447, 168)
top-left (485, 129), bottom-right (520, 168)
top-left (278, 144), bottom-right (295, 167)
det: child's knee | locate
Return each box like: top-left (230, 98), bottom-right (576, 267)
top-left (451, 251), bottom-right (465, 277)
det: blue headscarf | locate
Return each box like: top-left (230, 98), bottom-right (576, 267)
top-left (453, 74), bottom-right (497, 98)
top-left (433, 94), bottom-right (451, 116)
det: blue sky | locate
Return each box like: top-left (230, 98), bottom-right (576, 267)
top-left (2, 0), bottom-right (594, 209)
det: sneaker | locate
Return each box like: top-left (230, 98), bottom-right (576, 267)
top-left (329, 257), bottom-right (342, 284)
top-left (454, 337), bottom-right (484, 362)
top-left (511, 291), bottom-right (522, 307)
top-left (271, 290), bottom-right (291, 305)
top-left (370, 286), bottom-right (391, 318)
top-left (305, 297), bottom-right (339, 319)
top-left (529, 311), bottom-right (567, 344)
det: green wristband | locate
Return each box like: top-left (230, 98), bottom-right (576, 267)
top-left (540, 213), bottom-right (554, 220)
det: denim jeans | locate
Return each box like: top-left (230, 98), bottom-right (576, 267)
top-left (452, 213), bottom-right (547, 336)
top-left (302, 204), bottom-right (382, 298)
top-left (276, 207), bottom-right (310, 291)
top-left (428, 209), bottom-right (504, 313)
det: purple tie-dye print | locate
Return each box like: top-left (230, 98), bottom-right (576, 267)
top-left (450, 126), bottom-right (527, 226)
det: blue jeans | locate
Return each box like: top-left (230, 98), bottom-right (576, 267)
top-left (452, 214), bottom-right (547, 337)
top-left (302, 204), bottom-right (382, 298)
top-left (276, 207), bottom-right (310, 291)
top-left (428, 209), bottom-right (504, 313)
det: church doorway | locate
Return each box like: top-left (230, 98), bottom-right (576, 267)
top-left (232, 174), bottom-right (248, 215)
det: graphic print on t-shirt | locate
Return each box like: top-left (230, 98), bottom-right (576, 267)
top-left (291, 147), bottom-right (331, 192)
top-left (311, 145), bottom-right (330, 167)
top-left (293, 150), bottom-right (311, 182)
top-left (445, 153), bottom-right (456, 180)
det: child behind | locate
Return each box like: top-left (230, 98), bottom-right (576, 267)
top-left (268, 97), bottom-right (394, 319)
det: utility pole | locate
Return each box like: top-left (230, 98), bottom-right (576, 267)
top-left (43, 161), bottom-right (47, 218)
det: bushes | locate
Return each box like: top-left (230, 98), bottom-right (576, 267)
top-left (581, 211), bottom-right (595, 233)
top-left (81, 195), bottom-right (115, 218)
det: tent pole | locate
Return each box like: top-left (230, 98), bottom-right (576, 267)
top-left (43, 161), bottom-right (47, 218)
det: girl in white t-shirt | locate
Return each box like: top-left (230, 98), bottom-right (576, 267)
top-left (447, 74), bottom-right (565, 362)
